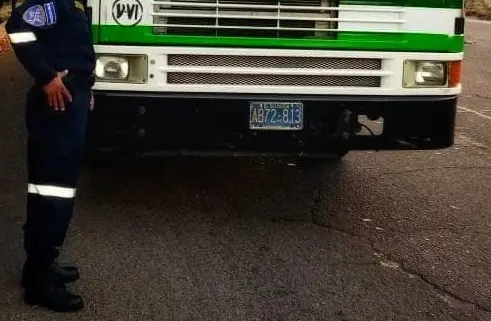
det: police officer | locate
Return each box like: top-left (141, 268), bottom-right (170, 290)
top-left (6, 0), bottom-right (95, 312)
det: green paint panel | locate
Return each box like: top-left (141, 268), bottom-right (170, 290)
top-left (91, 26), bottom-right (99, 43)
top-left (340, 0), bottom-right (463, 9)
top-left (95, 26), bottom-right (464, 53)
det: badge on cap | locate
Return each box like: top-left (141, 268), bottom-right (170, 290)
top-left (23, 5), bottom-right (46, 27)
top-left (22, 2), bottom-right (57, 27)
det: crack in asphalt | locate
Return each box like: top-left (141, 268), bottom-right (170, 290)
top-left (366, 245), bottom-right (491, 314)
top-left (317, 223), bottom-right (491, 314)
top-left (472, 94), bottom-right (491, 100)
top-left (305, 189), bottom-right (491, 314)
top-left (379, 226), bottom-right (491, 237)
top-left (379, 165), bottom-right (491, 176)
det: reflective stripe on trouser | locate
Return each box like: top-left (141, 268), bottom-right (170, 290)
top-left (24, 80), bottom-right (91, 269)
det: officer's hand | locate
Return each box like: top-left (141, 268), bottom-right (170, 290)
top-left (43, 70), bottom-right (73, 111)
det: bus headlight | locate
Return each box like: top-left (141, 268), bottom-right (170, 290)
top-left (95, 54), bottom-right (148, 83)
top-left (96, 56), bottom-right (129, 80)
top-left (403, 61), bottom-right (448, 88)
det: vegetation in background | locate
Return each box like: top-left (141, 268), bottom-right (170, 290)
top-left (0, 1), bottom-right (12, 23)
top-left (466, 0), bottom-right (491, 19)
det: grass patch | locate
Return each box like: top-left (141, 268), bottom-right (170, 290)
top-left (466, 0), bottom-right (491, 20)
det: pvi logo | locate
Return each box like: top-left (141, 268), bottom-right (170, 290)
top-left (112, 0), bottom-right (143, 26)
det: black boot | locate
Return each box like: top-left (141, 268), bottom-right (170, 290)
top-left (22, 261), bottom-right (80, 288)
top-left (24, 279), bottom-right (84, 313)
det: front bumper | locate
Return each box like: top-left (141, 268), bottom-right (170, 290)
top-left (87, 93), bottom-right (457, 156)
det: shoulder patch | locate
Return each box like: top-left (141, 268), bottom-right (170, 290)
top-left (22, 5), bottom-right (47, 27)
top-left (43, 2), bottom-right (57, 25)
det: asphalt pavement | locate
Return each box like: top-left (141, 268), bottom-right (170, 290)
top-left (0, 20), bottom-right (490, 321)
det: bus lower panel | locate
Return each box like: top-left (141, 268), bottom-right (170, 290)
top-left (87, 93), bottom-right (457, 157)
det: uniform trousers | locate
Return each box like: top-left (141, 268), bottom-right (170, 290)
top-left (23, 75), bottom-right (91, 270)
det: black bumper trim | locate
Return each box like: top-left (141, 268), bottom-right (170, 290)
top-left (87, 94), bottom-right (458, 155)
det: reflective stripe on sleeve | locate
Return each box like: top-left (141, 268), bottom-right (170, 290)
top-left (28, 184), bottom-right (76, 199)
top-left (8, 32), bottom-right (37, 44)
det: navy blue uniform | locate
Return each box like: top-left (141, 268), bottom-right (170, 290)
top-left (6, 0), bottom-right (95, 291)
top-left (6, 0), bottom-right (95, 85)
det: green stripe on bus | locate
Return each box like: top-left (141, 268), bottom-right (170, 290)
top-left (94, 26), bottom-right (464, 53)
top-left (340, 0), bottom-right (463, 9)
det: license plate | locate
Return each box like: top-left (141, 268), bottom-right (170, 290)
top-left (249, 102), bottom-right (304, 130)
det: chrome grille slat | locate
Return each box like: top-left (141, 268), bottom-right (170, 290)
top-left (153, 24), bottom-right (339, 33)
top-left (167, 73), bottom-right (381, 87)
top-left (152, 0), bottom-right (340, 38)
top-left (151, 1), bottom-right (405, 12)
top-left (168, 55), bottom-right (382, 70)
top-left (154, 11), bottom-right (335, 22)
top-left (153, 0), bottom-right (332, 11)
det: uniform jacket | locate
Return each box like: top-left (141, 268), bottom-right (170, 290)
top-left (5, 0), bottom-right (95, 86)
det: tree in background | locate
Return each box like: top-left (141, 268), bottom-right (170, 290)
top-left (466, 0), bottom-right (491, 19)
